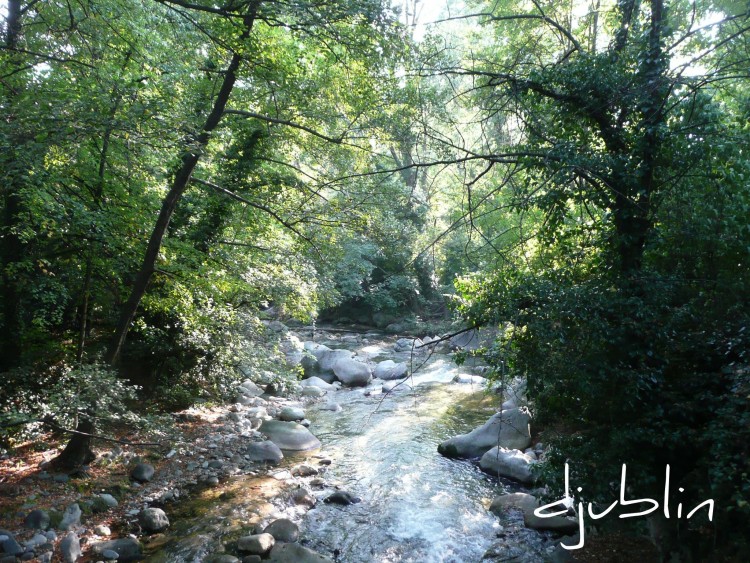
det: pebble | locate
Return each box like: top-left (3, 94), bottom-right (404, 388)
top-left (101, 549), bottom-right (119, 560)
top-left (94, 525), bottom-right (111, 536)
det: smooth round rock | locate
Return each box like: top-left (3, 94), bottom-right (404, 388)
top-left (259, 420), bottom-right (321, 451)
top-left (267, 543), bottom-right (333, 563)
top-left (237, 533), bottom-right (275, 555)
top-left (291, 464), bottom-right (318, 477)
top-left (263, 518), bottom-right (299, 543)
top-left (244, 441), bottom-right (284, 463)
top-left (138, 507), bottom-right (169, 532)
top-left (279, 406), bottom-right (305, 421)
top-left (301, 387), bottom-right (325, 397)
top-left (292, 489), bottom-right (317, 508)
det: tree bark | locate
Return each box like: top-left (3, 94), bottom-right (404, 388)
top-left (0, 0), bottom-right (26, 372)
top-left (613, 0), bottom-right (665, 276)
top-left (50, 416), bottom-right (96, 470)
top-left (105, 2), bottom-right (261, 365)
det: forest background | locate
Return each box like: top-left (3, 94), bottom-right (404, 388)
top-left (1, 0), bottom-right (749, 559)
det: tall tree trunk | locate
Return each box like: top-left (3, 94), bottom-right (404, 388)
top-left (613, 0), bottom-right (664, 277)
top-left (105, 3), bottom-right (261, 365)
top-left (77, 91), bottom-right (121, 362)
top-left (0, 0), bottom-right (26, 372)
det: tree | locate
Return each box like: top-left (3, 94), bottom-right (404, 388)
top-left (433, 0), bottom-right (750, 557)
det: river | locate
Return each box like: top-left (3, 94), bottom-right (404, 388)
top-left (148, 329), bottom-right (548, 562)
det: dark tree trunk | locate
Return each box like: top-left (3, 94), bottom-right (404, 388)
top-left (0, 0), bottom-right (26, 372)
top-left (105, 3), bottom-right (261, 365)
top-left (612, 0), bottom-right (665, 278)
top-left (50, 417), bottom-right (96, 470)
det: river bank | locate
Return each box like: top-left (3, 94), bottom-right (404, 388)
top-left (1, 325), bottom-right (574, 562)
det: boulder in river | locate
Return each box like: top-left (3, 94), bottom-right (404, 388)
top-left (317, 349), bottom-right (353, 373)
top-left (490, 492), bottom-right (578, 533)
top-left (301, 386), bottom-right (326, 397)
top-left (437, 407), bottom-right (532, 459)
top-left (373, 360), bottom-right (408, 380)
top-left (382, 380), bottom-right (411, 393)
top-left (238, 533), bottom-right (275, 555)
top-left (90, 538), bottom-right (143, 561)
top-left (453, 373), bottom-right (487, 385)
top-left (292, 488), bottom-right (317, 508)
top-left (489, 492), bottom-right (538, 516)
top-left (500, 379), bottom-right (527, 410)
top-left (244, 440), bottom-right (284, 463)
top-left (479, 447), bottom-right (536, 484)
top-left (263, 518), bottom-right (299, 543)
top-left (332, 357), bottom-right (372, 387)
top-left (267, 542), bottom-right (334, 563)
top-left (259, 420), bottom-right (321, 451)
top-left (300, 376), bottom-right (335, 390)
top-left (324, 491), bottom-right (361, 505)
top-left (279, 406), bottom-right (305, 421)
top-left (138, 507), bottom-right (169, 532)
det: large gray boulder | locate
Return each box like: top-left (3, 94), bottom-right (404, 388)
top-left (267, 543), bottom-right (334, 563)
top-left (437, 407), bottom-right (531, 459)
top-left (301, 342), bottom-right (331, 376)
top-left (490, 493), bottom-right (578, 533)
top-left (279, 406), bottom-right (305, 421)
top-left (138, 508), bottom-right (169, 532)
top-left (263, 519), bottom-right (299, 543)
top-left (373, 360), bottom-right (408, 380)
top-left (500, 379), bottom-right (527, 410)
top-left (259, 420), bottom-right (321, 451)
top-left (244, 440), bottom-right (284, 463)
top-left (479, 447), bottom-right (536, 484)
top-left (318, 349), bottom-right (354, 373)
top-left (238, 533), bottom-right (275, 555)
top-left (332, 357), bottom-right (371, 387)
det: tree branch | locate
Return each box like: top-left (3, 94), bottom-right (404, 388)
top-left (223, 109), bottom-right (343, 143)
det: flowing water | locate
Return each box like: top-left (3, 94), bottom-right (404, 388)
top-left (150, 331), bottom-right (536, 563)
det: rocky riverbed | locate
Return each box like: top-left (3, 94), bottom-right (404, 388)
top-left (0, 326), bottom-right (576, 562)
